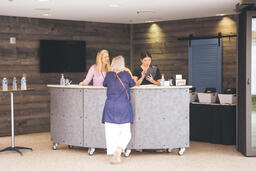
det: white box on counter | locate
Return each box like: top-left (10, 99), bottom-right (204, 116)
top-left (198, 93), bottom-right (217, 103)
top-left (176, 79), bottom-right (186, 86)
top-left (164, 81), bottom-right (170, 86)
top-left (176, 74), bottom-right (182, 80)
top-left (218, 94), bottom-right (237, 104)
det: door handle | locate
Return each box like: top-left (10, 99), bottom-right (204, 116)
top-left (247, 78), bottom-right (250, 85)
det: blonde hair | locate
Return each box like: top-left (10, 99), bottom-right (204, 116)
top-left (96, 49), bottom-right (110, 75)
top-left (111, 56), bottom-right (125, 72)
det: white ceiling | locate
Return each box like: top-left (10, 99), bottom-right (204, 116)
top-left (0, 0), bottom-right (240, 24)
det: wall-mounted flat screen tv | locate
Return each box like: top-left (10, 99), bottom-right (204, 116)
top-left (39, 40), bottom-right (86, 73)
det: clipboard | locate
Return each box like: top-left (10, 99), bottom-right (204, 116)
top-left (146, 67), bottom-right (157, 78)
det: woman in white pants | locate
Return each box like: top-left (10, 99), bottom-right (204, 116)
top-left (102, 56), bottom-right (135, 164)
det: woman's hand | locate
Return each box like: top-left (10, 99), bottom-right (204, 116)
top-left (141, 70), bottom-right (146, 79)
top-left (146, 74), bottom-right (154, 83)
top-left (146, 74), bottom-right (161, 86)
top-left (79, 82), bottom-right (85, 86)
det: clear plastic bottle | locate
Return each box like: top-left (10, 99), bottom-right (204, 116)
top-left (21, 74), bottom-right (27, 90)
top-left (2, 77), bottom-right (8, 91)
top-left (60, 74), bottom-right (65, 85)
top-left (12, 77), bottom-right (17, 90)
top-left (160, 74), bottom-right (165, 86)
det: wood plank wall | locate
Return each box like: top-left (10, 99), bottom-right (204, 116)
top-left (0, 16), bottom-right (130, 136)
top-left (0, 15), bottom-right (238, 136)
top-left (132, 15), bottom-right (238, 91)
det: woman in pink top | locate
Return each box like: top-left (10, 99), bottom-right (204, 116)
top-left (79, 49), bottom-right (110, 86)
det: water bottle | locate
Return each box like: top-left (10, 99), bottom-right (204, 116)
top-left (2, 77), bottom-right (8, 91)
top-left (160, 74), bottom-right (165, 86)
top-left (60, 74), bottom-right (65, 85)
top-left (21, 75), bottom-right (27, 90)
top-left (12, 77), bottom-right (17, 90)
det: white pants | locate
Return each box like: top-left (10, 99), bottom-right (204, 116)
top-left (105, 122), bottom-right (131, 155)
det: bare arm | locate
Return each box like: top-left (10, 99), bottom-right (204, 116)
top-left (79, 65), bottom-right (95, 86)
top-left (134, 70), bottom-right (146, 86)
top-left (124, 67), bottom-right (134, 79)
top-left (146, 74), bottom-right (160, 86)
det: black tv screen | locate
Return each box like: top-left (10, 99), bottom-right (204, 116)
top-left (40, 40), bottom-right (86, 73)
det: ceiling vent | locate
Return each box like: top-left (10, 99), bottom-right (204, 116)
top-left (136, 11), bottom-right (156, 15)
top-left (240, 0), bottom-right (256, 5)
top-left (236, 0), bottom-right (256, 11)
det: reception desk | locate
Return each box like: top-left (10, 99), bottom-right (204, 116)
top-left (47, 85), bottom-right (191, 156)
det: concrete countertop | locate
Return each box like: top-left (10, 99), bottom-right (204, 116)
top-left (47, 84), bottom-right (192, 89)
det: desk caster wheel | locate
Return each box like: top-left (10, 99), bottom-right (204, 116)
top-left (167, 148), bottom-right (172, 153)
top-left (52, 143), bottom-right (58, 150)
top-left (88, 148), bottom-right (95, 155)
top-left (124, 149), bottom-right (131, 157)
top-left (135, 149), bottom-right (143, 152)
top-left (178, 148), bottom-right (185, 155)
top-left (68, 145), bottom-right (73, 149)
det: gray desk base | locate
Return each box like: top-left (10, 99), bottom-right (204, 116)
top-left (49, 86), bottom-right (190, 156)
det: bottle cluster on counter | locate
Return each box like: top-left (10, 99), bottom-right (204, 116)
top-left (160, 74), bottom-right (186, 86)
top-left (60, 74), bottom-right (72, 86)
top-left (1, 74), bottom-right (27, 91)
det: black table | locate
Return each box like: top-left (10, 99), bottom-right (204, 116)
top-left (190, 102), bottom-right (236, 145)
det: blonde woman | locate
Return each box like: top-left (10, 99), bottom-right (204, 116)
top-left (79, 49), bottom-right (110, 86)
top-left (102, 56), bottom-right (135, 164)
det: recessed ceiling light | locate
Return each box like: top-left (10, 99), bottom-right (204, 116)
top-left (145, 20), bottom-right (154, 23)
top-left (137, 11), bottom-right (156, 14)
top-left (38, 0), bottom-right (50, 2)
top-left (109, 4), bottom-right (120, 8)
top-left (35, 8), bottom-right (51, 11)
top-left (42, 13), bottom-right (51, 16)
top-left (216, 14), bottom-right (225, 16)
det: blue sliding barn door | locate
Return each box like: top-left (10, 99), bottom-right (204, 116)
top-left (188, 38), bottom-right (222, 93)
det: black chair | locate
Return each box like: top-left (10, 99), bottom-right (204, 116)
top-left (204, 88), bottom-right (216, 93)
top-left (190, 87), bottom-right (196, 92)
top-left (224, 88), bottom-right (236, 94)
